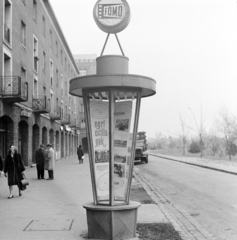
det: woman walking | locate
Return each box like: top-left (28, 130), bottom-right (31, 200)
top-left (4, 145), bottom-right (25, 198)
top-left (77, 145), bottom-right (84, 164)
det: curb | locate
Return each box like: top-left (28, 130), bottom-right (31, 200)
top-left (149, 153), bottom-right (237, 176)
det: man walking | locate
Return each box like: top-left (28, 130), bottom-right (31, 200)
top-left (46, 144), bottom-right (55, 180)
top-left (35, 144), bottom-right (45, 179)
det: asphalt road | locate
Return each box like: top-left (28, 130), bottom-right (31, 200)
top-left (134, 155), bottom-right (237, 240)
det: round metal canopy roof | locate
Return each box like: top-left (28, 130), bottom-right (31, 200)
top-left (69, 74), bottom-right (156, 99)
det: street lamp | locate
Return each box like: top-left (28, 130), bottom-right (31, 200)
top-left (69, 1), bottom-right (156, 239)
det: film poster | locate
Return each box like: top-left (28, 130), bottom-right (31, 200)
top-left (90, 101), bottom-right (110, 201)
top-left (113, 101), bottom-right (132, 200)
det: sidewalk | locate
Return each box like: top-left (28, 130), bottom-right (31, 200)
top-left (149, 152), bottom-right (237, 175)
top-left (0, 155), bottom-right (166, 240)
top-left (0, 155), bottom-right (92, 240)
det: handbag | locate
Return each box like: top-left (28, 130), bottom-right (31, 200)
top-left (21, 173), bottom-right (29, 186)
top-left (81, 155), bottom-right (85, 160)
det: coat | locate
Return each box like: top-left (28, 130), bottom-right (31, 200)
top-left (35, 148), bottom-right (45, 170)
top-left (77, 147), bottom-right (84, 159)
top-left (0, 155), bottom-right (3, 172)
top-left (4, 151), bottom-right (25, 189)
top-left (45, 147), bottom-right (55, 170)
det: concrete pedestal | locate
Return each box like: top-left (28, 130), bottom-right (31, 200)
top-left (83, 201), bottom-right (141, 240)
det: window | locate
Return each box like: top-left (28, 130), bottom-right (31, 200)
top-left (4, 0), bottom-right (12, 45)
top-left (33, 0), bottom-right (37, 21)
top-left (21, 21), bottom-right (26, 47)
top-left (61, 74), bottom-right (63, 96)
top-left (79, 70), bottom-right (87, 76)
top-left (43, 51), bottom-right (46, 72)
top-left (50, 30), bottom-right (52, 48)
top-left (56, 41), bottom-right (58, 57)
top-left (80, 104), bottom-right (84, 113)
top-left (21, 67), bottom-right (27, 97)
top-left (21, 67), bottom-right (26, 82)
top-left (33, 36), bottom-right (39, 72)
top-left (33, 78), bottom-right (38, 97)
top-left (50, 59), bottom-right (53, 86)
top-left (42, 16), bottom-right (45, 36)
top-left (50, 90), bottom-right (54, 112)
top-left (56, 69), bottom-right (59, 87)
top-left (43, 86), bottom-right (46, 96)
top-left (64, 81), bottom-right (67, 97)
top-left (61, 100), bottom-right (64, 119)
top-left (61, 50), bottom-right (63, 65)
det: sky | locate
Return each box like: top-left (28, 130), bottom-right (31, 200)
top-left (50, 0), bottom-right (237, 139)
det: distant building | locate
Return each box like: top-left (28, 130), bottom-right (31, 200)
top-left (0, 0), bottom-right (81, 165)
top-left (73, 54), bottom-right (97, 152)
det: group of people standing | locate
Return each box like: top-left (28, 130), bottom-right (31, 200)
top-left (1, 143), bottom-right (83, 199)
top-left (35, 144), bottom-right (55, 180)
top-left (0, 143), bottom-right (55, 199)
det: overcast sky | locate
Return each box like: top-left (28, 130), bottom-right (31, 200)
top-left (50, 0), bottom-right (237, 138)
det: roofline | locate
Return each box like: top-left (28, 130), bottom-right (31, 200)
top-left (43, 0), bottom-right (80, 75)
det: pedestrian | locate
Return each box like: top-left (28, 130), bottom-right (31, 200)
top-left (77, 145), bottom-right (84, 164)
top-left (4, 145), bottom-right (26, 198)
top-left (35, 144), bottom-right (45, 179)
top-left (0, 154), bottom-right (3, 175)
top-left (45, 144), bottom-right (55, 180)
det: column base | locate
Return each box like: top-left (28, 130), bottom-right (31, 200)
top-left (83, 201), bottom-right (141, 240)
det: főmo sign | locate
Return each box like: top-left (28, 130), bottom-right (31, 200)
top-left (94, 0), bottom-right (130, 33)
top-left (98, 4), bottom-right (123, 19)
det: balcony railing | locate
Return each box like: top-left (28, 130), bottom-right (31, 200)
top-left (0, 76), bottom-right (28, 103)
top-left (50, 106), bottom-right (62, 121)
top-left (61, 115), bottom-right (71, 125)
top-left (69, 119), bottom-right (77, 128)
top-left (32, 95), bottom-right (50, 114)
top-left (4, 24), bottom-right (10, 44)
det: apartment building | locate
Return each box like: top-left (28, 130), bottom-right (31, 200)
top-left (0, 0), bottom-right (81, 166)
top-left (73, 54), bottom-right (96, 153)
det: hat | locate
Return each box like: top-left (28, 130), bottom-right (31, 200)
top-left (40, 144), bottom-right (45, 148)
top-left (46, 143), bottom-right (52, 147)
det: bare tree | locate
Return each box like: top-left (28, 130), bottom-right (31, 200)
top-left (179, 114), bottom-right (189, 155)
top-left (216, 108), bottom-right (237, 160)
top-left (188, 105), bottom-right (207, 157)
top-left (205, 130), bottom-right (220, 156)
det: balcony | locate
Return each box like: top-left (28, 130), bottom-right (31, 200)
top-left (69, 119), bottom-right (77, 128)
top-left (50, 106), bottom-right (62, 121)
top-left (32, 95), bottom-right (50, 114)
top-left (4, 24), bottom-right (10, 44)
top-left (0, 76), bottom-right (28, 103)
top-left (61, 115), bottom-right (71, 125)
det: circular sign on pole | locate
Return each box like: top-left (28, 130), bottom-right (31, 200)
top-left (93, 0), bottom-right (131, 33)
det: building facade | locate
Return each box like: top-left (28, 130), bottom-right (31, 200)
top-left (73, 54), bottom-right (96, 153)
top-left (0, 0), bottom-right (81, 166)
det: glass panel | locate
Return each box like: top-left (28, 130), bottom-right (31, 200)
top-left (113, 91), bottom-right (138, 203)
top-left (84, 88), bottom-right (140, 205)
top-left (88, 91), bottom-right (110, 204)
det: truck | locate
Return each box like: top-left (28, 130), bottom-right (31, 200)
top-left (134, 132), bottom-right (148, 164)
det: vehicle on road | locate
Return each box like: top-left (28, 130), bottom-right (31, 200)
top-left (134, 147), bottom-right (148, 163)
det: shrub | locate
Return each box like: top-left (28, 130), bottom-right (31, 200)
top-left (188, 141), bottom-right (201, 153)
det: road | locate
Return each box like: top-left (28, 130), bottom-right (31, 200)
top-left (134, 155), bottom-right (237, 240)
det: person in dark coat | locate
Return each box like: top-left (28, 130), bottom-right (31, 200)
top-left (4, 145), bottom-right (25, 198)
top-left (35, 144), bottom-right (45, 179)
top-left (0, 154), bottom-right (3, 175)
top-left (77, 145), bottom-right (84, 164)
